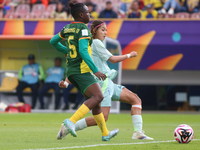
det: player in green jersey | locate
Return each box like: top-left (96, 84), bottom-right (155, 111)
top-left (59, 20), bottom-right (153, 140)
top-left (49, 3), bottom-right (119, 141)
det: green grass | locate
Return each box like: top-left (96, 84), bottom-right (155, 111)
top-left (0, 112), bottom-right (200, 150)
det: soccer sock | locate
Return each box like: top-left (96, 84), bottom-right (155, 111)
top-left (69, 104), bottom-right (90, 124)
top-left (131, 115), bottom-right (143, 132)
top-left (93, 112), bottom-right (109, 136)
top-left (75, 118), bottom-right (88, 131)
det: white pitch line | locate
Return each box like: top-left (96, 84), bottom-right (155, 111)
top-left (21, 139), bottom-right (200, 150)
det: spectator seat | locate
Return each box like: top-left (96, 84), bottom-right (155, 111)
top-left (0, 77), bottom-right (18, 92)
top-left (30, 4), bottom-right (46, 18)
top-left (175, 12), bottom-right (190, 18)
top-left (190, 12), bottom-right (200, 19)
top-left (45, 4), bottom-right (56, 18)
top-left (15, 4), bottom-right (30, 18)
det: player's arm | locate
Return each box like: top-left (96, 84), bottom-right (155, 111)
top-left (94, 39), bottom-right (137, 64)
top-left (79, 38), bottom-right (99, 74)
top-left (49, 33), bottom-right (68, 54)
top-left (108, 51), bottom-right (137, 64)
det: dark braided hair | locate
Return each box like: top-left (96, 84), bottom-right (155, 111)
top-left (90, 20), bottom-right (105, 38)
top-left (69, 2), bottom-right (85, 19)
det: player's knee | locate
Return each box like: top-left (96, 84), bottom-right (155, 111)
top-left (95, 93), bottom-right (104, 103)
top-left (131, 93), bottom-right (141, 105)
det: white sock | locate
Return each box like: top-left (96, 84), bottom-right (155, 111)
top-left (131, 115), bottom-right (143, 132)
top-left (75, 118), bottom-right (87, 131)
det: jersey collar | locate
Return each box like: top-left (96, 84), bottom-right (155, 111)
top-left (71, 22), bottom-right (84, 24)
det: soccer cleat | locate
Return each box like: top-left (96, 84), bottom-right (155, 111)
top-left (56, 123), bottom-right (69, 140)
top-left (102, 129), bottom-right (119, 141)
top-left (132, 131), bottom-right (154, 140)
top-left (63, 119), bottom-right (77, 137)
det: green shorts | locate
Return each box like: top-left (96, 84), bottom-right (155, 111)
top-left (68, 73), bottom-right (97, 95)
top-left (98, 78), bottom-right (124, 107)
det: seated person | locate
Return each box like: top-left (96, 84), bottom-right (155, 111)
top-left (85, 2), bottom-right (98, 19)
top-left (17, 54), bottom-right (45, 109)
top-left (84, 0), bottom-right (97, 11)
top-left (38, 57), bottom-right (65, 109)
top-left (98, 1), bottom-right (118, 18)
top-left (161, 0), bottom-right (185, 14)
top-left (51, 1), bottom-right (68, 19)
top-left (142, 4), bottom-right (158, 18)
top-left (121, 0), bottom-right (144, 13)
top-left (127, 1), bottom-right (142, 18)
top-left (183, 0), bottom-right (200, 13)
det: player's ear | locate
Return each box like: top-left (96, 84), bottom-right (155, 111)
top-left (93, 28), bottom-right (96, 34)
top-left (79, 12), bottom-right (83, 18)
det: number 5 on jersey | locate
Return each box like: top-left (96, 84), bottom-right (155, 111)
top-left (68, 36), bottom-right (77, 58)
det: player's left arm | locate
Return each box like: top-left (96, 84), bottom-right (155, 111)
top-left (108, 51), bottom-right (137, 64)
top-left (49, 33), bottom-right (68, 54)
top-left (94, 39), bottom-right (137, 64)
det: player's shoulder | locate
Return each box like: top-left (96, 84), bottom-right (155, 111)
top-left (93, 39), bottom-right (104, 47)
top-left (34, 63), bottom-right (41, 67)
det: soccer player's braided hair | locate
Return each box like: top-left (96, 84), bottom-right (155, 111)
top-left (69, 2), bottom-right (85, 19)
top-left (90, 20), bottom-right (105, 39)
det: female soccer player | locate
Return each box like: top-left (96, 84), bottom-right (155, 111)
top-left (50, 3), bottom-right (118, 141)
top-left (59, 20), bottom-right (153, 140)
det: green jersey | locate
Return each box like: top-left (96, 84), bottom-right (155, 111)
top-left (59, 22), bottom-right (93, 77)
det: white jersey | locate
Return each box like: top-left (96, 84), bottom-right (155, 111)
top-left (91, 39), bottom-right (117, 80)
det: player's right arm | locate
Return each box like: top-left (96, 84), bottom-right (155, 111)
top-left (49, 32), bottom-right (68, 54)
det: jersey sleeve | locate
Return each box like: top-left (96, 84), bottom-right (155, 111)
top-left (93, 39), bottom-right (113, 61)
top-left (78, 25), bottom-right (91, 41)
top-left (59, 27), bottom-right (66, 39)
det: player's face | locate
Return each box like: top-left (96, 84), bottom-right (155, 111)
top-left (28, 59), bottom-right (35, 64)
top-left (55, 59), bottom-right (61, 67)
top-left (95, 24), bottom-right (107, 41)
top-left (82, 5), bottom-right (90, 24)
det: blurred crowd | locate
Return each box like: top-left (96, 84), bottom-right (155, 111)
top-left (0, 0), bottom-right (200, 19)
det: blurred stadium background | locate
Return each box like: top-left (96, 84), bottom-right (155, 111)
top-left (0, 0), bottom-right (200, 113)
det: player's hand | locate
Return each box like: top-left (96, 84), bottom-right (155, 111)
top-left (94, 71), bottom-right (107, 81)
top-left (58, 80), bottom-right (68, 88)
top-left (130, 51), bottom-right (137, 58)
top-left (65, 78), bottom-right (71, 84)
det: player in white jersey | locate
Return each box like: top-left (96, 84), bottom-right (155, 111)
top-left (58, 20), bottom-right (153, 140)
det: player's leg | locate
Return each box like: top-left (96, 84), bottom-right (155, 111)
top-left (58, 73), bottom-right (118, 140)
top-left (38, 83), bottom-right (51, 109)
top-left (69, 82), bottom-right (118, 140)
top-left (57, 82), bottom-right (103, 139)
top-left (85, 107), bottom-right (110, 127)
top-left (62, 84), bottom-right (74, 110)
top-left (119, 87), bottom-right (153, 140)
top-left (30, 82), bottom-right (39, 109)
top-left (59, 107), bottom-right (110, 139)
top-left (53, 83), bottom-right (61, 110)
top-left (16, 81), bottom-right (29, 103)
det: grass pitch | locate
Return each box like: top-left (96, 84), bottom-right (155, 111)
top-left (0, 112), bottom-right (200, 150)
